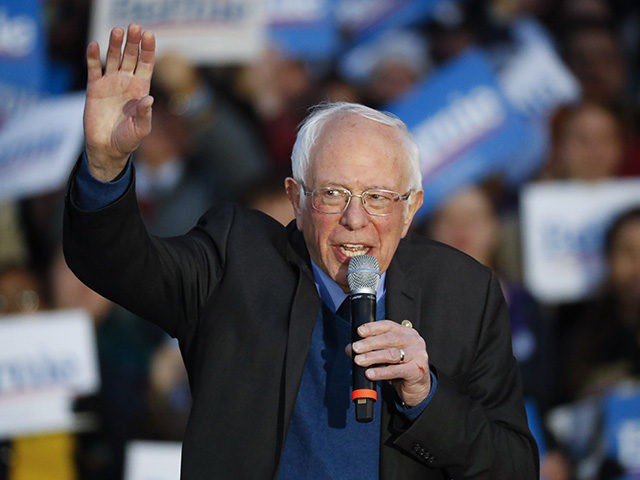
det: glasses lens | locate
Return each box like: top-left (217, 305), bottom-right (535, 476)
top-left (312, 188), bottom-right (349, 213)
top-left (363, 190), bottom-right (399, 215)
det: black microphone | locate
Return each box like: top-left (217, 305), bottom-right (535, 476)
top-left (347, 254), bottom-right (381, 423)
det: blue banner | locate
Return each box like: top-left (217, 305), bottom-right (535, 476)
top-left (386, 48), bottom-right (538, 218)
top-left (268, 0), bottom-right (339, 60)
top-left (343, 0), bottom-right (439, 43)
top-left (0, 0), bottom-right (45, 91)
top-left (603, 386), bottom-right (640, 477)
top-left (496, 18), bottom-right (579, 187)
top-left (0, 0), bottom-right (45, 123)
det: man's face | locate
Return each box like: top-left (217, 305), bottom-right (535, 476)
top-left (286, 114), bottom-right (423, 291)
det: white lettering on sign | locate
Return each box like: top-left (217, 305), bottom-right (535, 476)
top-left (413, 86), bottom-right (504, 174)
top-left (618, 420), bottom-right (640, 470)
top-left (0, 9), bottom-right (37, 58)
top-left (110, 0), bottom-right (249, 25)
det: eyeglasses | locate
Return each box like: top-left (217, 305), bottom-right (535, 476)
top-left (300, 183), bottom-right (412, 216)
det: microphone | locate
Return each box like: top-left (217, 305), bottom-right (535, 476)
top-left (347, 254), bottom-right (381, 423)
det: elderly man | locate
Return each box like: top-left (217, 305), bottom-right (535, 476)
top-left (64, 24), bottom-right (538, 479)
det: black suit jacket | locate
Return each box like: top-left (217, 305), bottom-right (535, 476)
top-left (63, 173), bottom-right (538, 479)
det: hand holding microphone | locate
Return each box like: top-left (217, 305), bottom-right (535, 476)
top-left (348, 255), bottom-right (432, 415)
top-left (348, 254), bottom-right (380, 422)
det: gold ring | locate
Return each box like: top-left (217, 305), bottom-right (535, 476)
top-left (399, 349), bottom-right (405, 362)
top-left (401, 320), bottom-right (413, 328)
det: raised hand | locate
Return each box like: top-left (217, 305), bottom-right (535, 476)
top-left (83, 24), bottom-right (156, 181)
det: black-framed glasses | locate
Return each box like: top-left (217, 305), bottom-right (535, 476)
top-left (300, 183), bottom-right (412, 216)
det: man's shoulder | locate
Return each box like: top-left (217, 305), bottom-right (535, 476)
top-left (396, 232), bottom-right (492, 281)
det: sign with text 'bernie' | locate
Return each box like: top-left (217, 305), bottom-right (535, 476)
top-left (90, 0), bottom-right (266, 64)
top-left (498, 18), bottom-right (580, 186)
top-left (386, 48), bottom-right (536, 218)
top-left (0, 92), bottom-right (85, 201)
top-left (0, 0), bottom-right (46, 123)
top-left (521, 180), bottom-right (640, 303)
top-left (0, 309), bottom-right (99, 438)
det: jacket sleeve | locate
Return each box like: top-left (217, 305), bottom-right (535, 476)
top-left (63, 161), bottom-right (226, 343)
top-left (392, 272), bottom-right (540, 478)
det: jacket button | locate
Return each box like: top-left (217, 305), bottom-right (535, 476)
top-left (412, 443), bottom-right (425, 456)
top-left (412, 443), bottom-right (436, 464)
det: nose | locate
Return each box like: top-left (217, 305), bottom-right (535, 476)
top-left (339, 195), bottom-right (370, 230)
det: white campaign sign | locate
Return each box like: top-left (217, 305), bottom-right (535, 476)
top-left (521, 180), bottom-right (640, 303)
top-left (0, 309), bottom-right (99, 438)
top-left (90, 0), bottom-right (266, 64)
top-left (125, 441), bottom-right (182, 480)
top-left (0, 92), bottom-right (85, 202)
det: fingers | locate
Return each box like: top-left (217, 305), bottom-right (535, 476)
top-left (120, 24), bottom-right (142, 73)
top-left (136, 30), bottom-right (156, 81)
top-left (351, 319), bottom-right (428, 380)
top-left (353, 320), bottom-right (422, 353)
top-left (101, 24), bottom-right (155, 79)
top-left (86, 41), bottom-right (103, 83)
top-left (134, 95), bottom-right (154, 136)
top-left (105, 27), bottom-right (125, 75)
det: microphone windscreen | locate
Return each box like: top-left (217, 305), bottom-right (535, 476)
top-left (347, 255), bottom-right (381, 294)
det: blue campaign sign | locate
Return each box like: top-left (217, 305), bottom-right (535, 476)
top-left (386, 48), bottom-right (537, 218)
top-left (268, 0), bottom-right (339, 60)
top-left (343, 0), bottom-right (440, 43)
top-left (603, 386), bottom-right (640, 476)
top-left (0, 0), bottom-right (45, 91)
top-left (497, 18), bottom-right (580, 187)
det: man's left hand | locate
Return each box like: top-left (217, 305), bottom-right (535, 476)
top-left (350, 320), bottom-right (431, 407)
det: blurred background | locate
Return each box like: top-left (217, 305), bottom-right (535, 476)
top-left (1, 0), bottom-right (640, 479)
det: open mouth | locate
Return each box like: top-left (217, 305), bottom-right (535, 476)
top-left (339, 244), bottom-right (371, 257)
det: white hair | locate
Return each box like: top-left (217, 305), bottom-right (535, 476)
top-left (290, 102), bottom-right (423, 191)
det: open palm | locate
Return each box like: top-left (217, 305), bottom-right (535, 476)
top-left (83, 24), bottom-right (155, 180)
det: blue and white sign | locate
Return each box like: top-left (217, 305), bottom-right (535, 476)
top-left (387, 48), bottom-right (536, 217)
top-left (339, 0), bottom-right (438, 42)
top-left (0, 309), bottom-right (99, 437)
top-left (0, 0), bottom-right (46, 123)
top-left (521, 180), bottom-right (640, 303)
top-left (0, 0), bottom-right (45, 90)
top-left (0, 92), bottom-right (85, 201)
top-left (603, 384), bottom-right (640, 477)
top-left (90, 0), bottom-right (266, 64)
top-left (125, 441), bottom-right (182, 480)
top-left (268, 0), bottom-right (339, 59)
top-left (497, 18), bottom-right (580, 186)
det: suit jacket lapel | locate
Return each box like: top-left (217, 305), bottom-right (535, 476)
top-left (385, 255), bottom-right (422, 329)
top-left (281, 226), bottom-right (321, 448)
top-left (380, 254), bottom-right (425, 478)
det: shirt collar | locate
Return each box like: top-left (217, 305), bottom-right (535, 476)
top-left (311, 260), bottom-right (386, 314)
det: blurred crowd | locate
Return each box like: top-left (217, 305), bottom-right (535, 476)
top-left (1, 0), bottom-right (640, 479)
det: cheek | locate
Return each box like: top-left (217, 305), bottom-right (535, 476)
top-left (376, 220), bottom-right (405, 264)
top-left (303, 214), bottom-right (333, 256)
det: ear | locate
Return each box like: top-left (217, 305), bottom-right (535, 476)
top-left (284, 177), bottom-right (304, 231)
top-left (401, 190), bottom-right (424, 237)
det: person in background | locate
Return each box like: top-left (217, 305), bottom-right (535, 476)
top-left (556, 206), bottom-right (640, 404)
top-left (133, 99), bottom-right (215, 237)
top-left (542, 102), bottom-right (626, 182)
top-left (152, 52), bottom-right (268, 201)
top-left (549, 206), bottom-right (640, 479)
